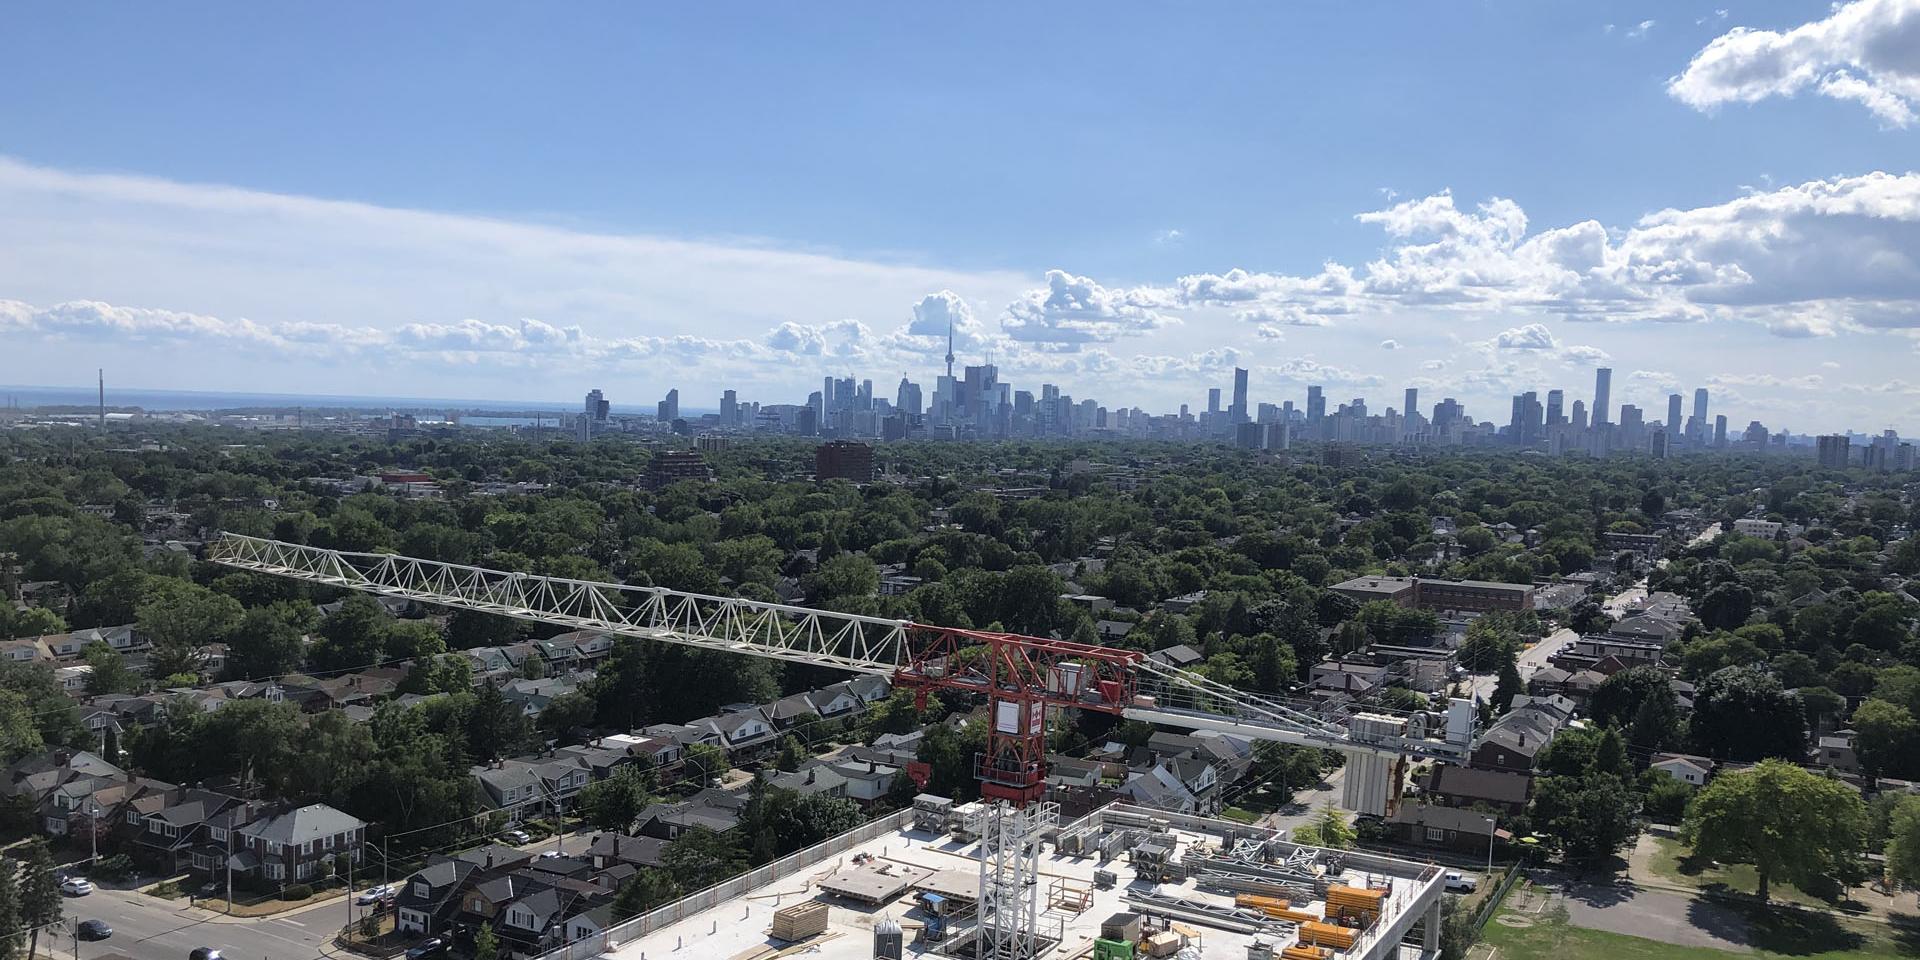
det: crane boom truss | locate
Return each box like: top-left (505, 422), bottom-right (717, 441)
top-left (204, 534), bottom-right (1455, 777)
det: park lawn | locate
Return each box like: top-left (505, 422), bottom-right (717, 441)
top-left (1481, 901), bottom-right (1916, 960)
top-left (1647, 837), bottom-right (1856, 911)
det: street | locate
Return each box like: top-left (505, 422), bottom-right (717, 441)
top-left (49, 886), bottom-right (349, 960)
top-left (1462, 521), bottom-right (1720, 703)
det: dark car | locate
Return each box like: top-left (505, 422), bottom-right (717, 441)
top-left (76, 921), bottom-right (112, 942)
top-left (405, 938), bottom-right (448, 960)
top-left (190, 948), bottom-right (222, 960)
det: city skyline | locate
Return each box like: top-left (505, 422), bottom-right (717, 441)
top-left (3, 2), bottom-right (1919, 433)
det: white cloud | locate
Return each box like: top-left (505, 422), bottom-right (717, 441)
top-left (1488, 323), bottom-right (1560, 351)
top-left (1380, 339), bottom-right (1400, 350)
top-left (1628, 19), bottom-right (1657, 39)
top-left (1668, 0), bottom-right (1920, 128)
top-left (1001, 269), bottom-right (1181, 344)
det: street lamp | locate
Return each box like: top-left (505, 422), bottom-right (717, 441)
top-left (1482, 815), bottom-right (1497, 875)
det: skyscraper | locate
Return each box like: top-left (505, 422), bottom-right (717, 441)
top-left (1207, 388), bottom-right (1222, 417)
top-left (1545, 389), bottom-right (1563, 426)
top-left (1714, 414), bottom-right (1727, 447)
top-left (584, 388), bottom-right (609, 421)
top-left (719, 389), bottom-right (738, 427)
top-left (1667, 394), bottom-right (1683, 432)
top-left (1571, 399), bottom-right (1587, 430)
top-left (1817, 434), bottom-right (1851, 469)
top-left (656, 388), bottom-right (679, 423)
top-left (896, 377), bottom-right (922, 416)
top-left (1306, 385), bottom-right (1325, 424)
top-left (1403, 388), bottom-right (1419, 437)
top-left (1592, 368), bottom-right (1612, 426)
top-left (1230, 368), bottom-right (1250, 423)
top-left (1692, 388), bottom-right (1709, 428)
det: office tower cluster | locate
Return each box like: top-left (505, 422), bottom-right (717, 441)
top-left (564, 343), bottom-right (1907, 470)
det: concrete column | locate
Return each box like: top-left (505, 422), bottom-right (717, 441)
top-left (1422, 899), bottom-right (1441, 954)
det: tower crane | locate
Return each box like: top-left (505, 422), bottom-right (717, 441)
top-left (205, 533), bottom-right (1471, 959)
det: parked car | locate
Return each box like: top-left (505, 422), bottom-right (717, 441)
top-left (59, 878), bottom-right (94, 896)
top-left (502, 830), bottom-right (531, 845)
top-left (537, 850), bottom-right (561, 859)
top-left (1444, 871), bottom-right (1479, 893)
top-left (189, 948), bottom-right (223, 960)
top-left (76, 921), bottom-right (112, 941)
top-left (355, 884), bottom-right (395, 905)
top-left (405, 938), bottom-right (449, 960)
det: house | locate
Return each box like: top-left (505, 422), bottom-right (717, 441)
top-left (1386, 803), bottom-right (1510, 853)
top-left (1470, 696), bottom-right (1574, 774)
top-left (1045, 755), bottom-right (1104, 789)
top-left (1606, 614), bottom-right (1687, 646)
top-left (231, 803), bottom-right (368, 884)
top-left (1649, 753), bottom-right (1713, 787)
top-left (1815, 733), bottom-right (1861, 775)
top-left (763, 764), bottom-right (848, 798)
top-left (472, 756), bottom-right (593, 820)
top-left (808, 683), bottom-right (865, 719)
top-left (585, 833), bottom-right (668, 871)
top-left (1420, 764), bottom-right (1530, 816)
top-left (1095, 620), bottom-right (1134, 643)
top-left (565, 904), bottom-right (617, 945)
top-left (1156, 756), bottom-right (1220, 814)
top-left (846, 675), bottom-right (891, 705)
top-left (1115, 765), bottom-right (1197, 815)
top-left (396, 859), bottom-right (481, 935)
top-left (1148, 645), bottom-right (1204, 669)
top-left (54, 664), bottom-right (93, 694)
top-left (129, 789), bottom-right (249, 873)
top-left (0, 638), bottom-right (53, 663)
top-left (635, 789), bottom-right (749, 840)
top-left (700, 709), bottom-right (779, 758)
top-left (765, 693), bottom-right (821, 729)
top-left (500, 677), bottom-right (579, 717)
top-left (823, 757), bottom-right (900, 804)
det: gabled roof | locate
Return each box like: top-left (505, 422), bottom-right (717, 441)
top-left (238, 803), bottom-right (366, 845)
top-left (1149, 644), bottom-right (1204, 667)
top-left (1424, 764), bottom-right (1529, 805)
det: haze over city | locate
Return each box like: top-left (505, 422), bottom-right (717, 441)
top-left (4, 1), bottom-right (1920, 434)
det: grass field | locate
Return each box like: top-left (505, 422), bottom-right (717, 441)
top-left (1646, 837), bottom-right (1862, 911)
top-left (1481, 899), bottom-right (1919, 960)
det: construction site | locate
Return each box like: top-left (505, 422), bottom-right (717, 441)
top-left (571, 799), bottom-right (1446, 960)
top-left (201, 536), bottom-right (1462, 960)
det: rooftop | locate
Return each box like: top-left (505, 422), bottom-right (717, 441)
top-left (582, 802), bottom-right (1443, 960)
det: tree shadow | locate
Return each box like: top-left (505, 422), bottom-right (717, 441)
top-left (1885, 912), bottom-right (1920, 957)
top-left (1746, 908), bottom-right (1869, 956)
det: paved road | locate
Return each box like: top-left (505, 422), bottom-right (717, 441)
top-left (53, 886), bottom-right (350, 960)
top-left (1541, 877), bottom-right (1753, 951)
top-left (1264, 766), bottom-right (1348, 833)
top-left (55, 829), bottom-right (585, 960)
top-left (1464, 626), bottom-right (1578, 703)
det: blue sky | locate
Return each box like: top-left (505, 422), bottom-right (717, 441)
top-left (3, 1), bottom-right (1919, 431)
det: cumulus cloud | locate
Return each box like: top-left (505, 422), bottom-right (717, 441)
top-left (1001, 269), bottom-right (1180, 344)
top-left (1480, 323), bottom-right (1609, 364)
top-left (1135, 172), bottom-right (1920, 343)
top-left (1488, 323), bottom-right (1559, 351)
top-left (1667, 0), bottom-right (1920, 127)
top-left (1380, 339), bottom-right (1400, 350)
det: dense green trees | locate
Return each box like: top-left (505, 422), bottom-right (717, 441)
top-left (1683, 760), bottom-right (1868, 900)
